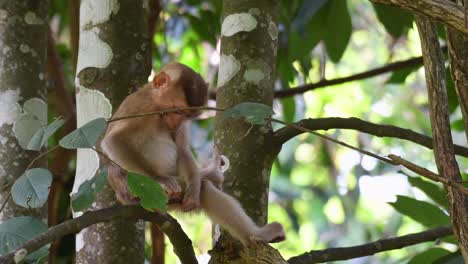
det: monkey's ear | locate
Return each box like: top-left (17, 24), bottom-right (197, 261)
top-left (153, 72), bottom-right (170, 88)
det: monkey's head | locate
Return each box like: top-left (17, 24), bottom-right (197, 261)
top-left (152, 62), bottom-right (208, 130)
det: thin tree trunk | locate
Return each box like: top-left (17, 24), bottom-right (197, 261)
top-left (213, 0), bottom-right (284, 262)
top-left (415, 15), bottom-right (468, 261)
top-left (0, 0), bottom-right (49, 220)
top-left (73, 1), bottom-right (151, 263)
top-left (446, 27), bottom-right (468, 141)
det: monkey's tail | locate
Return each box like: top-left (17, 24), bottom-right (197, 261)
top-left (199, 180), bottom-right (257, 245)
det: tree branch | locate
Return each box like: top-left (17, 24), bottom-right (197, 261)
top-left (0, 206), bottom-right (197, 264)
top-left (273, 117), bottom-right (468, 158)
top-left (288, 226), bottom-right (452, 264)
top-left (370, 0), bottom-right (468, 36)
top-left (274, 54), bottom-right (425, 98)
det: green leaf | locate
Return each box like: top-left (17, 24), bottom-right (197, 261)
top-left (27, 118), bottom-right (65, 151)
top-left (127, 173), bottom-right (167, 212)
top-left (434, 251), bottom-right (464, 264)
top-left (0, 216), bottom-right (49, 260)
top-left (386, 65), bottom-right (420, 84)
top-left (281, 97), bottom-right (296, 123)
top-left (389, 195), bottom-right (450, 228)
top-left (373, 4), bottom-right (414, 38)
top-left (446, 67), bottom-right (459, 113)
top-left (408, 248), bottom-right (452, 264)
top-left (451, 119), bottom-right (465, 132)
top-left (59, 118), bottom-right (107, 149)
top-left (223, 102), bottom-right (274, 125)
top-left (11, 168), bottom-right (53, 208)
top-left (407, 177), bottom-right (447, 208)
top-left (323, 0), bottom-right (352, 62)
top-left (71, 168), bottom-right (108, 212)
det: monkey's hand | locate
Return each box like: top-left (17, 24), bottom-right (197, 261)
top-left (158, 177), bottom-right (182, 200)
top-left (181, 184), bottom-right (200, 211)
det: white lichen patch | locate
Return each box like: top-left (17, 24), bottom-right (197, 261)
top-left (3, 46), bottom-right (11, 55)
top-left (221, 13), bottom-right (257, 37)
top-left (14, 248), bottom-right (28, 263)
top-left (71, 87), bottom-right (112, 199)
top-left (19, 44), bottom-right (30, 53)
top-left (135, 52), bottom-right (143, 60)
top-left (0, 89), bottom-right (21, 127)
top-left (248, 8), bottom-right (260, 16)
top-left (244, 59), bottom-right (271, 87)
top-left (24, 12), bottom-right (44, 25)
top-left (76, 28), bottom-right (113, 74)
top-left (80, 0), bottom-right (120, 27)
top-left (76, 230), bottom-right (85, 251)
top-left (12, 98), bottom-right (47, 149)
top-left (0, 165), bottom-right (5, 178)
top-left (0, 9), bottom-right (7, 22)
top-left (217, 54), bottom-right (240, 87)
top-left (268, 22), bottom-right (278, 41)
top-left (243, 68), bottom-right (265, 85)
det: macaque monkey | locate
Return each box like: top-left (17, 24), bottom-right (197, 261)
top-left (101, 62), bottom-right (285, 245)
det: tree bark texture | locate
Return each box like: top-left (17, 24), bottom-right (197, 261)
top-left (213, 0), bottom-right (282, 262)
top-left (415, 15), bottom-right (468, 260)
top-left (0, 0), bottom-right (49, 220)
top-left (371, 0), bottom-right (468, 36)
top-left (73, 1), bottom-right (151, 263)
top-left (446, 27), bottom-right (468, 141)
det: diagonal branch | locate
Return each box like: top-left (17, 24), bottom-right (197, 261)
top-left (288, 226), bottom-right (452, 264)
top-left (370, 0), bottom-right (468, 36)
top-left (388, 154), bottom-right (468, 195)
top-left (0, 206), bottom-right (197, 264)
top-left (273, 117), bottom-right (468, 158)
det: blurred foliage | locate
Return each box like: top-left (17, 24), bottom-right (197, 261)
top-left (39, 0), bottom-right (468, 263)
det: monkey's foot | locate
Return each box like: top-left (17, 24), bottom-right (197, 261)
top-left (248, 233), bottom-right (286, 245)
top-left (160, 179), bottom-right (182, 200)
top-left (181, 195), bottom-right (200, 211)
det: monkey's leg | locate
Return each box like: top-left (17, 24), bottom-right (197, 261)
top-left (199, 180), bottom-right (285, 246)
top-left (103, 135), bottom-right (182, 200)
top-left (107, 163), bottom-right (139, 204)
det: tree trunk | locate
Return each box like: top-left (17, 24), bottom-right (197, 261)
top-left (446, 27), bottom-right (468, 141)
top-left (415, 15), bottom-right (468, 261)
top-left (0, 0), bottom-right (49, 220)
top-left (73, 1), bottom-right (151, 263)
top-left (212, 0), bottom-right (284, 262)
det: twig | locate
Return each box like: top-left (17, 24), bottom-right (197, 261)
top-left (26, 145), bottom-right (60, 171)
top-left (270, 118), bottom-right (468, 195)
top-left (0, 145), bottom-right (61, 214)
top-left (269, 118), bottom-right (396, 165)
top-left (0, 193), bottom-right (11, 214)
top-left (107, 106), bottom-right (224, 123)
top-left (389, 155), bottom-right (468, 195)
top-left (92, 147), bottom-right (122, 169)
top-left (288, 226), bottom-right (452, 264)
top-left (0, 205), bottom-right (197, 264)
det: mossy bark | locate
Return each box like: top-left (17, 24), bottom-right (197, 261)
top-left (0, 0), bottom-right (49, 221)
top-left (213, 0), bottom-right (282, 262)
top-left (74, 1), bottom-right (151, 263)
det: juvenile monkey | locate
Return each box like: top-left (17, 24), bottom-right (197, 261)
top-left (101, 62), bottom-right (285, 245)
